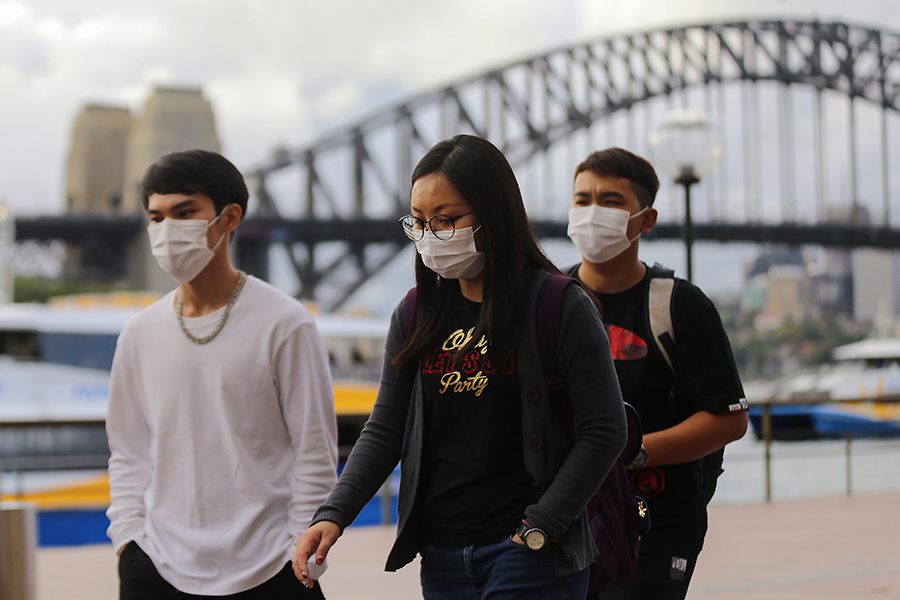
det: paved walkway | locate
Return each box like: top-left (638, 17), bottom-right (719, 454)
top-left (34, 492), bottom-right (900, 599)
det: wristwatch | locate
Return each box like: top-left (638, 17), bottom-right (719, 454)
top-left (516, 520), bottom-right (549, 551)
top-left (627, 444), bottom-right (649, 470)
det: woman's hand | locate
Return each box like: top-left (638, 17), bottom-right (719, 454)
top-left (292, 521), bottom-right (341, 587)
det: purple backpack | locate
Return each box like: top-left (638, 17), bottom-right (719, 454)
top-left (537, 274), bottom-right (649, 595)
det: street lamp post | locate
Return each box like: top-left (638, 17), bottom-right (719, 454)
top-left (648, 108), bottom-right (722, 282)
top-left (678, 170), bottom-right (700, 283)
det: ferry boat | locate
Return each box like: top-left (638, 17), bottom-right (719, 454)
top-left (748, 338), bottom-right (900, 440)
top-left (0, 295), bottom-right (390, 546)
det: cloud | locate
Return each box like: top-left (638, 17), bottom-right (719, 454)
top-left (0, 2), bottom-right (54, 76)
top-left (1, 0), bottom-right (899, 217)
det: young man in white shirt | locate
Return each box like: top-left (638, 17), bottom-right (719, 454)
top-left (106, 149), bottom-right (338, 598)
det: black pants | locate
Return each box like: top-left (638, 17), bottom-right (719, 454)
top-left (589, 550), bottom-right (698, 600)
top-left (118, 541), bottom-right (326, 600)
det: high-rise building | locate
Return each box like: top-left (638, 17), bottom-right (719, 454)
top-left (65, 105), bottom-right (132, 213)
top-left (121, 87), bottom-right (220, 212)
top-left (64, 86), bottom-right (221, 292)
top-left (755, 264), bottom-right (813, 330)
top-left (820, 204), bottom-right (869, 315)
top-left (852, 249), bottom-right (900, 334)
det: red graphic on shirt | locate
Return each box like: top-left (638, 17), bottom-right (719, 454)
top-left (630, 467), bottom-right (664, 499)
top-left (605, 324), bottom-right (648, 361)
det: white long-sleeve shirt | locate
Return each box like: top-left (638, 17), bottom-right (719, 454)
top-left (106, 275), bottom-right (338, 595)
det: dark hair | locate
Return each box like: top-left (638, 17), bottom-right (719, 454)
top-left (394, 135), bottom-right (562, 366)
top-left (141, 149), bottom-right (249, 218)
top-left (574, 147), bottom-right (660, 208)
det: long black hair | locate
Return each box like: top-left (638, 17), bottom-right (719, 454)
top-left (394, 134), bottom-right (561, 366)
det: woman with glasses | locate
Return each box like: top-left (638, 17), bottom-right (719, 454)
top-left (293, 134), bottom-right (626, 600)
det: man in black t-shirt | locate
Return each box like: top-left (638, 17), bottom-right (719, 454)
top-left (565, 148), bottom-right (748, 600)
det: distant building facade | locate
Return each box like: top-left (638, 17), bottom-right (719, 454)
top-left (852, 249), bottom-right (900, 335)
top-left (741, 205), bottom-right (872, 331)
top-left (66, 87), bottom-right (220, 214)
top-left (819, 204), bottom-right (868, 315)
top-left (755, 264), bottom-right (813, 330)
top-left (66, 105), bottom-right (131, 213)
top-left (121, 87), bottom-right (220, 212)
top-left (742, 249), bottom-right (807, 329)
top-left (65, 87), bottom-right (220, 292)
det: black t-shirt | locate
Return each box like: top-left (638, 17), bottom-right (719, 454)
top-left (419, 289), bottom-right (535, 545)
top-left (575, 264), bottom-right (745, 554)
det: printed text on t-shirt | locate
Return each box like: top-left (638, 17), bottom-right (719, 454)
top-left (423, 328), bottom-right (515, 397)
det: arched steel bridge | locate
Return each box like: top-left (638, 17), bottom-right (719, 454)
top-left (16, 19), bottom-right (900, 308)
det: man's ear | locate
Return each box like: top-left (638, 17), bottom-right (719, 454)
top-left (640, 207), bottom-right (658, 233)
top-left (222, 204), bottom-right (243, 233)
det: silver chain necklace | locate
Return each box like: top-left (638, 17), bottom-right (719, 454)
top-left (176, 271), bottom-right (247, 345)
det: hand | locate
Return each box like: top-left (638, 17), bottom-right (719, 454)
top-left (511, 533), bottom-right (525, 546)
top-left (293, 521), bottom-right (341, 587)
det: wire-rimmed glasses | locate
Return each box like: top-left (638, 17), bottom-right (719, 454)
top-left (398, 210), bottom-right (477, 241)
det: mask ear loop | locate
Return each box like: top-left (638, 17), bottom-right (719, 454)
top-left (206, 204), bottom-right (236, 252)
top-left (628, 206), bottom-right (649, 221)
top-left (626, 207), bottom-right (650, 244)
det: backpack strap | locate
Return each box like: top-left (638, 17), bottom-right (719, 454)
top-left (537, 274), bottom-right (578, 444)
top-left (537, 273), bottom-right (643, 461)
top-left (646, 263), bottom-right (677, 379)
top-left (646, 264), bottom-right (726, 503)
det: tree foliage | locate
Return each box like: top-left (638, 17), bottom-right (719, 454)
top-left (725, 311), bottom-right (864, 381)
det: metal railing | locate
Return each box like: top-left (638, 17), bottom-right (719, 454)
top-left (4, 401), bottom-right (900, 514)
top-left (754, 396), bottom-right (900, 502)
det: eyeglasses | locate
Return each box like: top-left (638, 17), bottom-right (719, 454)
top-left (398, 210), bottom-right (477, 241)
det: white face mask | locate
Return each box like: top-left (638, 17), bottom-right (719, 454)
top-left (414, 225), bottom-right (485, 280)
top-left (567, 204), bottom-right (647, 264)
top-left (148, 211), bottom-right (226, 284)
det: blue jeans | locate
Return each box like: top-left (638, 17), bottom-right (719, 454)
top-left (419, 537), bottom-right (588, 600)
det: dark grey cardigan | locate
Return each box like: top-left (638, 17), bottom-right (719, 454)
top-left (311, 270), bottom-right (626, 575)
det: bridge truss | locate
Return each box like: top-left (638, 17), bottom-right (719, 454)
top-left (16, 20), bottom-right (900, 309)
top-left (238, 19), bottom-right (900, 309)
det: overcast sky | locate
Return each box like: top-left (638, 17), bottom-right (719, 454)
top-left (1, 0), bottom-right (898, 299)
top-left (2, 0), bottom-right (896, 216)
